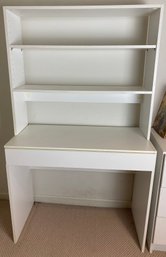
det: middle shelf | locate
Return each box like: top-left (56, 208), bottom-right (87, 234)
top-left (9, 46), bottom-right (155, 88)
top-left (13, 85), bottom-right (152, 103)
top-left (10, 45), bottom-right (157, 50)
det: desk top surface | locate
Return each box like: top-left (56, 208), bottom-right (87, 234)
top-left (5, 125), bottom-right (156, 153)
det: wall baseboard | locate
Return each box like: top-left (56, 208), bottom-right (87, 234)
top-left (34, 195), bottom-right (131, 208)
top-left (0, 193), bottom-right (9, 200)
top-left (0, 193), bottom-right (131, 208)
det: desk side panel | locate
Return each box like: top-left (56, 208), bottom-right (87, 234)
top-left (132, 170), bottom-right (155, 252)
top-left (6, 165), bottom-right (34, 243)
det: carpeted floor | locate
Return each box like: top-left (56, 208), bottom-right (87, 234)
top-left (0, 200), bottom-right (166, 257)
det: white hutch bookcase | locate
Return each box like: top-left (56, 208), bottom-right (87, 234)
top-left (3, 5), bottom-right (163, 252)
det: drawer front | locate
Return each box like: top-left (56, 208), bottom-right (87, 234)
top-left (154, 217), bottom-right (166, 245)
top-left (162, 156), bottom-right (166, 187)
top-left (5, 148), bottom-right (156, 172)
top-left (158, 188), bottom-right (166, 217)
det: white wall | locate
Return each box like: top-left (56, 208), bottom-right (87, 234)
top-left (0, 0), bottom-right (166, 207)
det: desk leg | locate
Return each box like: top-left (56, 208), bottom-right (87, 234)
top-left (6, 165), bottom-right (34, 243)
top-left (131, 171), bottom-right (154, 252)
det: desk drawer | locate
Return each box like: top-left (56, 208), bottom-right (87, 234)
top-left (158, 188), bottom-right (166, 217)
top-left (5, 148), bottom-right (156, 172)
top-left (154, 217), bottom-right (166, 245)
top-left (161, 157), bottom-right (166, 187)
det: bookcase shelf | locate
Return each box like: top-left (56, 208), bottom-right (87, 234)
top-left (10, 45), bottom-right (157, 50)
top-left (13, 85), bottom-right (152, 103)
top-left (13, 84), bottom-right (153, 93)
top-left (4, 4), bottom-right (163, 138)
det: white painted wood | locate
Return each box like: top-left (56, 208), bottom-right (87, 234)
top-left (4, 5), bottom-right (163, 17)
top-left (154, 217), bottom-right (166, 245)
top-left (3, 9), bottom-right (27, 135)
top-left (3, 5), bottom-right (163, 137)
top-left (4, 9), bottom-right (22, 45)
top-left (139, 95), bottom-right (152, 139)
top-left (13, 85), bottom-right (150, 104)
top-left (27, 102), bottom-right (140, 127)
top-left (147, 9), bottom-right (161, 45)
top-left (4, 125), bottom-right (156, 153)
top-left (140, 7), bottom-right (164, 139)
top-left (23, 49), bottom-right (145, 86)
top-left (10, 45), bottom-right (157, 50)
top-left (12, 93), bottom-right (28, 135)
top-left (13, 84), bottom-right (152, 93)
top-left (10, 49), bottom-right (25, 89)
top-left (4, 145), bottom-right (156, 246)
top-left (9, 49), bottom-right (28, 134)
top-left (132, 171), bottom-right (155, 252)
top-left (5, 165), bottom-right (34, 243)
top-left (3, 5), bottom-right (163, 249)
top-left (157, 188), bottom-right (166, 217)
top-left (143, 49), bottom-right (156, 92)
top-left (20, 16), bottom-right (148, 45)
top-left (5, 148), bottom-right (156, 172)
top-left (15, 92), bottom-right (142, 104)
top-left (143, 7), bottom-right (164, 139)
top-left (140, 43), bottom-right (158, 139)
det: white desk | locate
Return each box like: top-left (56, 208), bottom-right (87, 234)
top-left (5, 125), bottom-right (156, 252)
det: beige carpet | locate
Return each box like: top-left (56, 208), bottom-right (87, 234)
top-left (0, 200), bottom-right (166, 257)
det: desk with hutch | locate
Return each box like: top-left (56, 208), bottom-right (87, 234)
top-left (3, 5), bottom-right (164, 252)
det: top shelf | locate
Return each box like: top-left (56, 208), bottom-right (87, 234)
top-left (5, 5), bottom-right (163, 46)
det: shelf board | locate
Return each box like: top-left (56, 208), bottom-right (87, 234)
top-left (13, 85), bottom-right (152, 103)
top-left (10, 45), bottom-right (156, 50)
top-left (5, 124), bottom-right (156, 153)
top-left (14, 85), bottom-right (152, 94)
